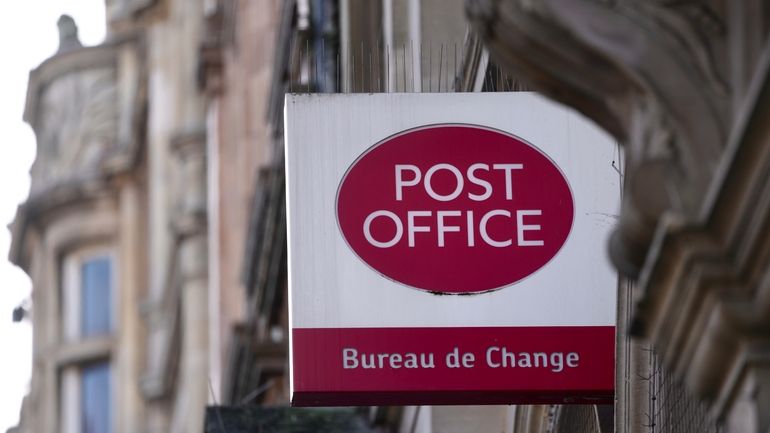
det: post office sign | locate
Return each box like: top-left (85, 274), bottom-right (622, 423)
top-left (285, 93), bottom-right (619, 406)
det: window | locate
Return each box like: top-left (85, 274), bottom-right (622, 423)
top-left (60, 248), bottom-right (115, 433)
top-left (63, 250), bottom-right (114, 340)
top-left (61, 362), bottom-right (112, 433)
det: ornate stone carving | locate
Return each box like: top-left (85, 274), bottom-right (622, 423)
top-left (29, 67), bottom-right (118, 195)
top-left (15, 28), bottom-right (146, 276)
top-left (467, 0), bottom-right (770, 431)
top-left (57, 15), bottom-right (82, 53)
top-left (467, 0), bottom-right (730, 276)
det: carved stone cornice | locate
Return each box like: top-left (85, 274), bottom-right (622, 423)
top-left (467, 0), bottom-right (770, 429)
top-left (8, 176), bottom-right (115, 271)
top-left (466, 0), bottom-right (730, 277)
top-left (633, 43), bottom-right (770, 428)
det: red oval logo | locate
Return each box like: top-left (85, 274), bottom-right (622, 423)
top-left (336, 124), bottom-right (574, 294)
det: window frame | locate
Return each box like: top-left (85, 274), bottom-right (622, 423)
top-left (61, 247), bottom-right (118, 341)
top-left (59, 245), bottom-right (117, 433)
top-left (60, 360), bottom-right (114, 433)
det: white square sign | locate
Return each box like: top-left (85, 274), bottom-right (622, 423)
top-left (285, 93), bottom-right (619, 406)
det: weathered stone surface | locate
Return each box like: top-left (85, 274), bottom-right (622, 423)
top-left (466, 0), bottom-right (731, 278)
top-left (30, 67), bottom-right (117, 195)
top-left (467, 0), bottom-right (770, 431)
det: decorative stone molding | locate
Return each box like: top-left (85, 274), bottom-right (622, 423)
top-left (466, 0), bottom-right (730, 277)
top-left (31, 67), bottom-right (118, 194)
top-left (139, 233), bottom-right (183, 400)
top-left (139, 128), bottom-right (207, 401)
top-left (170, 128), bottom-right (208, 237)
top-left (635, 45), bottom-right (770, 429)
top-left (22, 33), bottom-right (146, 194)
top-left (467, 0), bottom-right (770, 430)
top-left (12, 32), bottom-right (146, 271)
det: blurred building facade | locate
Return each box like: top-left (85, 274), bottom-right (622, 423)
top-left (9, 1), bottom-right (766, 433)
top-left (10, 0), bottom-right (214, 431)
top-left (467, 1), bottom-right (770, 433)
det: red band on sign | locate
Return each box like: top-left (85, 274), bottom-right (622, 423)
top-left (336, 124), bottom-right (574, 294)
top-left (292, 326), bottom-right (615, 406)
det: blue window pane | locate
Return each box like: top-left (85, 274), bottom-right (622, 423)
top-left (81, 362), bottom-right (110, 433)
top-left (81, 257), bottom-right (111, 336)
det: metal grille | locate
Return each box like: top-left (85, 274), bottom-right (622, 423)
top-left (644, 351), bottom-right (724, 433)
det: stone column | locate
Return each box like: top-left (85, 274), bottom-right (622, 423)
top-left (171, 129), bottom-right (209, 433)
top-left (117, 179), bottom-right (146, 433)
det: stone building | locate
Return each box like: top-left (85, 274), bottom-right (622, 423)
top-left (11, 0), bottom-right (767, 433)
top-left (466, 1), bottom-right (770, 433)
top-left (10, 0), bottom-right (211, 431)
